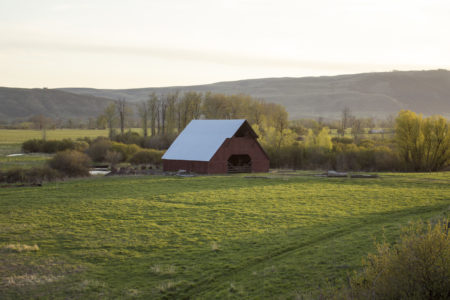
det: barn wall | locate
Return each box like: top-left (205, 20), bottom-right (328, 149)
top-left (209, 137), bottom-right (269, 173)
top-left (163, 136), bottom-right (269, 174)
top-left (162, 160), bottom-right (209, 173)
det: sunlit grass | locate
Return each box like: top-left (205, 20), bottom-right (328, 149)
top-left (0, 173), bottom-right (448, 298)
top-left (0, 128), bottom-right (143, 145)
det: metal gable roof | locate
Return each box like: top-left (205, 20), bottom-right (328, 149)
top-left (162, 119), bottom-right (246, 162)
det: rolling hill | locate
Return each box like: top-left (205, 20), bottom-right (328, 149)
top-left (1, 70), bottom-right (449, 121)
top-left (0, 87), bottom-right (113, 122)
top-left (60, 69), bottom-right (450, 119)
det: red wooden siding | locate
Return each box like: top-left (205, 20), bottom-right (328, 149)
top-left (163, 135), bottom-right (269, 174)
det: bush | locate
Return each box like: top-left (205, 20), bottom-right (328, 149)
top-left (86, 138), bottom-right (112, 162)
top-left (0, 166), bottom-right (63, 184)
top-left (114, 131), bottom-right (143, 145)
top-left (128, 149), bottom-right (164, 166)
top-left (105, 150), bottom-right (123, 166)
top-left (27, 166), bottom-right (63, 183)
top-left (351, 219), bottom-right (450, 299)
top-left (4, 168), bottom-right (27, 183)
top-left (48, 150), bottom-right (91, 177)
top-left (111, 142), bottom-right (141, 161)
top-left (41, 140), bottom-right (61, 153)
top-left (331, 137), bottom-right (353, 144)
top-left (22, 138), bottom-right (82, 153)
top-left (142, 134), bottom-right (177, 150)
top-left (22, 139), bottom-right (45, 153)
top-left (74, 141), bottom-right (89, 152)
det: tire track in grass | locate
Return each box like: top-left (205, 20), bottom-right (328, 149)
top-left (181, 203), bottom-right (449, 298)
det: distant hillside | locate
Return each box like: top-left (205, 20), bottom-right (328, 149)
top-left (1, 70), bottom-right (449, 122)
top-left (60, 70), bottom-right (450, 119)
top-left (0, 87), bottom-right (113, 121)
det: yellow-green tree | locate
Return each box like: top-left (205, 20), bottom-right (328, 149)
top-left (422, 115), bottom-right (450, 171)
top-left (395, 110), bottom-right (450, 171)
top-left (304, 127), bottom-right (332, 152)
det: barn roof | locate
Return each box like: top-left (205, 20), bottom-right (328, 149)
top-left (162, 119), bottom-right (253, 162)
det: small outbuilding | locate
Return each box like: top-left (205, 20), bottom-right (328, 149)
top-left (162, 119), bottom-right (269, 174)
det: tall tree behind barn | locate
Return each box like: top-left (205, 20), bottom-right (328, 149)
top-left (162, 120), bottom-right (269, 174)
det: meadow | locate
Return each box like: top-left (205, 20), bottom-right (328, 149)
top-left (0, 129), bottom-right (106, 156)
top-left (0, 172), bottom-right (449, 298)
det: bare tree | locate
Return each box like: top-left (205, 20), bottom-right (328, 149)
top-left (138, 101), bottom-right (149, 137)
top-left (104, 102), bottom-right (117, 138)
top-left (351, 117), bottom-right (363, 143)
top-left (116, 99), bottom-right (127, 135)
top-left (340, 107), bottom-right (352, 137)
top-left (159, 96), bottom-right (168, 135)
top-left (148, 93), bottom-right (159, 136)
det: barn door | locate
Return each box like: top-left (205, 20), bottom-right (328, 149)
top-left (227, 155), bottom-right (252, 173)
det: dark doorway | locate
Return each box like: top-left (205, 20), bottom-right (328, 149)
top-left (227, 154), bottom-right (252, 173)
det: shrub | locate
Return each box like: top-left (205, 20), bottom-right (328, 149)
top-left (74, 141), bottom-right (89, 152)
top-left (105, 150), bottom-right (123, 166)
top-left (142, 134), bottom-right (177, 150)
top-left (331, 137), bottom-right (353, 144)
top-left (27, 166), bottom-right (63, 183)
top-left (114, 131), bottom-right (143, 145)
top-left (351, 219), bottom-right (450, 299)
top-left (111, 142), bottom-right (141, 161)
top-left (128, 149), bottom-right (164, 166)
top-left (0, 166), bottom-right (63, 184)
top-left (48, 150), bottom-right (91, 177)
top-left (22, 139), bottom-right (45, 153)
top-left (41, 140), bottom-right (61, 153)
top-left (4, 168), bottom-right (27, 183)
top-left (22, 138), bottom-right (80, 153)
top-left (86, 138), bottom-right (112, 162)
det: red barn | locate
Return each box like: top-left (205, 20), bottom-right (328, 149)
top-left (162, 119), bottom-right (269, 174)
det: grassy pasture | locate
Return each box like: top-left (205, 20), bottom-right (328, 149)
top-left (0, 172), bottom-right (449, 298)
top-left (0, 154), bottom-right (51, 171)
top-left (0, 129), bottom-right (110, 144)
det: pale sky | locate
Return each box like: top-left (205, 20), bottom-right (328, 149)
top-left (1, 0), bottom-right (449, 88)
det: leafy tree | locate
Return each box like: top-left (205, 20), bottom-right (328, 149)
top-left (395, 110), bottom-right (449, 171)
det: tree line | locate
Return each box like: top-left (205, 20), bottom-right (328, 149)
top-left (99, 92), bottom-right (289, 140)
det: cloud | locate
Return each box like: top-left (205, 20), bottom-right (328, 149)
top-left (0, 38), bottom-right (425, 72)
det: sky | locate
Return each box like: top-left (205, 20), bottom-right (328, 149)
top-left (0, 0), bottom-right (449, 88)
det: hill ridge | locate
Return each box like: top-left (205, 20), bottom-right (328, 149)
top-left (1, 69), bottom-right (449, 121)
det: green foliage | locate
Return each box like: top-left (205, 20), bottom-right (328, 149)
top-left (113, 131), bottom-right (142, 145)
top-left (86, 138), bottom-right (112, 162)
top-left (331, 137), bottom-right (354, 144)
top-left (111, 142), bottom-right (141, 161)
top-left (22, 138), bottom-right (89, 154)
top-left (48, 150), bottom-right (91, 177)
top-left (305, 127), bottom-right (332, 151)
top-left (0, 173), bottom-right (448, 298)
top-left (395, 110), bottom-right (450, 171)
top-left (0, 166), bottom-right (62, 184)
top-left (351, 219), bottom-right (450, 299)
top-left (128, 149), bottom-right (164, 165)
top-left (21, 139), bottom-right (44, 153)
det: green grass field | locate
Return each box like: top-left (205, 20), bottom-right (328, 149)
top-left (0, 154), bottom-right (51, 171)
top-left (1, 172), bottom-right (449, 298)
top-left (0, 129), bottom-right (111, 144)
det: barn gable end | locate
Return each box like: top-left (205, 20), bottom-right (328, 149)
top-left (162, 119), bottom-right (269, 174)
